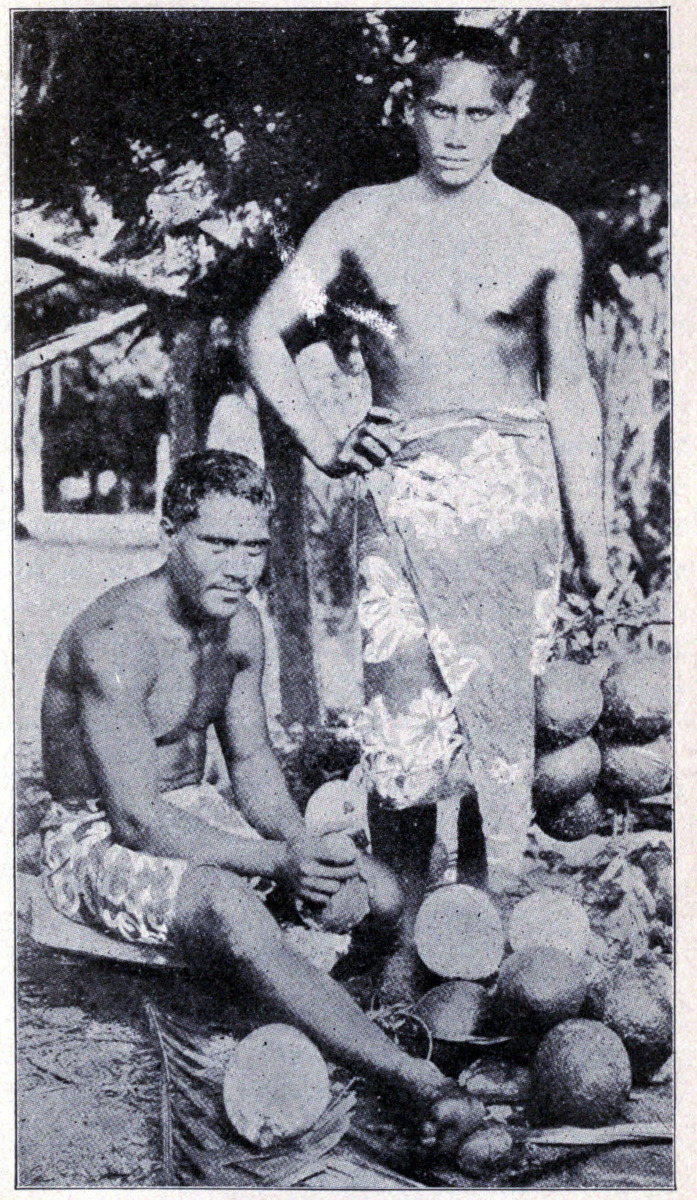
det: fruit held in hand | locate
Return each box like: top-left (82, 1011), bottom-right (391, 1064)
top-left (319, 876), bottom-right (371, 934)
top-left (536, 661), bottom-right (603, 743)
top-left (534, 737), bottom-right (601, 805)
top-left (601, 653), bottom-right (671, 742)
top-left (586, 964), bottom-right (673, 1084)
top-left (457, 1125), bottom-right (514, 1177)
top-left (415, 981), bottom-right (490, 1042)
top-left (508, 890), bottom-right (591, 961)
top-left (223, 1024), bottom-right (330, 1147)
top-left (528, 1018), bottom-right (632, 1127)
top-left (495, 946), bottom-right (587, 1033)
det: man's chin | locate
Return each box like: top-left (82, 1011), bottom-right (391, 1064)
top-left (202, 591), bottom-right (246, 618)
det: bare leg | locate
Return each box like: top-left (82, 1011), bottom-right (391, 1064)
top-left (170, 864), bottom-right (479, 1142)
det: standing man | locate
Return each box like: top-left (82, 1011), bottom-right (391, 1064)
top-left (240, 26), bottom-right (610, 895)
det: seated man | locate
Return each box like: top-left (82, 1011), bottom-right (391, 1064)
top-left (39, 449), bottom-right (479, 1153)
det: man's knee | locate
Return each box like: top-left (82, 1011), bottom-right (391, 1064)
top-left (172, 864), bottom-right (281, 963)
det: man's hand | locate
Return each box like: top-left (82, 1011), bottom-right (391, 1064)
top-left (279, 830), bottom-right (360, 905)
top-left (318, 406), bottom-right (405, 476)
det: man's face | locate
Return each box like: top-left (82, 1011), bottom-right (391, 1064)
top-left (165, 492), bottom-right (270, 619)
top-left (412, 59), bottom-right (516, 189)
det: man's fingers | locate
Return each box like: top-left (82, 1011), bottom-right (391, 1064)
top-left (299, 875), bottom-right (341, 896)
top-left (299, 886), bottom-right (332, 905)
top-left (300, 860), bottom-right (356, 881)
top-left (359, 426), bottom-right (403, 456)
top-left (354, 433), bottom-right (391, 465)
top-left (366, 405), bottom-right (400, 424)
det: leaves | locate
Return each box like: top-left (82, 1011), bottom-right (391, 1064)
top-left (143, 1002), bottom-right (355, 1187)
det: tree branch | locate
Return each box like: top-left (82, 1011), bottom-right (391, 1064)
top-left (13, 229), bottom-right (184, 304)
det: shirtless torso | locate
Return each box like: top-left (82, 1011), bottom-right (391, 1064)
top-left (42, 570), bottom-right (240, 802)
top-left (315, 174), bottom-right (553, 418)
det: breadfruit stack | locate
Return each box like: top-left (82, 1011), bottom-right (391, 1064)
top-left (533, 651), bottom-right (671, 840)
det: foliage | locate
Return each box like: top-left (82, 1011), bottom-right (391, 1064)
top-left (13, 10), bottom-right (670, 580)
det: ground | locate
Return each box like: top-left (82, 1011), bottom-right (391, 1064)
top-left (15, 539), bottom-right (673, 1188)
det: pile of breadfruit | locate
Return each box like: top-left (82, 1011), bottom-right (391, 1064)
top-left (533, 649), bottom-right (672, 840)
top-left (399, 886), bottom-right (673, 1179)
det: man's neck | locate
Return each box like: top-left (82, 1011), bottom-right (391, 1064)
top-left (413, 163), bottom-right (499, 209)
top-left (157, 566), bottom-right (229, 642)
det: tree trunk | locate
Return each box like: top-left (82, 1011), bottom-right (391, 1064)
top-left (165, 316), bottom-right (208, 462)
top-left (258, 402), bottom-right (319, 727)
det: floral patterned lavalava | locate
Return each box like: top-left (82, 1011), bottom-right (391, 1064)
top-left (387, 430), bottom-right (552, 544)
top-left (351, 689), bottom-right (464, 809)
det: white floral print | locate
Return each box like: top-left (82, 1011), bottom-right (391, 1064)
top-left (530, 564), bottom-right (562, 675)
top-left (428, 627), bottom-right (488, 693)
top-left (358, 555), bottom-right (426, 662)
top-left (386, 432), bottom-right (553, 544)
top-left (352, 688), bottom-right (464, 808)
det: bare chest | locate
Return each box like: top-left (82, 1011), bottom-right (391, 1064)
top-left (353, 216), bottom-right (545, 334)
top-left (146, 637), bottom-right (233, 742)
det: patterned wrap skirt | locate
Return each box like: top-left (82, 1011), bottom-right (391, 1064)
top-left (352, 406), bottom-right (563, 890)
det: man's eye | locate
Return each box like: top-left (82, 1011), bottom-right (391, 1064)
top-left (430, 106), bottom-right (450, 118)
top-left (247, 545), bottom-right (266, 557)
top-left (469, 111), bottom-right (491, 122)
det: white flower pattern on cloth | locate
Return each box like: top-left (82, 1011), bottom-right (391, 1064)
top-left (358, 555), bottom-right (426, 662)
top-left (530, 563), bottom-right (562, 676)
top-left (353, 689), bottom-right (464, 808)
top-left (428, 627), bottom-right (489, 694)
top-left (486, 755), bottom-right (526, 785)
top-left (387, 432), bottom-right (552, 544)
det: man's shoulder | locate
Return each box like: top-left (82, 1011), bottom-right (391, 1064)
top-left (315, 182), bottom-right (402, 230)
top-left (225, 598), bottom-right (265, 666)
top-left (67, 577), bottom-right (159, 675)
top-left (497, 182), bottom-right (582, 262)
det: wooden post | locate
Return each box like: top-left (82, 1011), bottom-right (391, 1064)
top-left (21, 369), bottom-right (44, 519)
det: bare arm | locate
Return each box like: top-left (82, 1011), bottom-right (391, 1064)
top-left (75, 626), bottom-right (287, 878)
top-left (240, 195), bottom-right (402, 475)
top-left (215, 606), bottom-right (306, 842)
top-left (541, 216), bottom-right (611, 595)
top-left (216, 606), bottom-right (359, 901)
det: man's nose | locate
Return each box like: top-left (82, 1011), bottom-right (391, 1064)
top-left (446, 113), bottom-right (470, 146)
top-left (221, 548), bottom-right (249, 580)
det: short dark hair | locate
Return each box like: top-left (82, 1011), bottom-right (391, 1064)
top-left (413, 26), bottom-right (528, 106)
top-left (162, 449), bottom-right (274, 531)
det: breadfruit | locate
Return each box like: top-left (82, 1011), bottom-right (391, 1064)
top-left (508, 890), bottom-right (591, 961)
top-left (223, 1024), bottom-right (330, 1147)
top-left (456, 1126), bottom-right (514, 1177)
top-left (586, 964), bottom-right (673, 1084)
top-left (536, 661), bottom-right (604, 743)
top-left (535, 792), bottom-right (606, 841)
top-left (528, 1018), bottom-right (632, 1127)
top-left (601, 736), bottom-right (671, 797)
top-left (494, 946), bottom-right (587, 1037)
top-left (415, 981), bottom-right (490, 1042)
top-left (414, 885), bottom-right (504, 980)
top-left (601, 653), bottom-right (671, 741)
top-left (534, 737), bottom-right (601, 806)
top-left (319, 876), bottom-right (371, 934)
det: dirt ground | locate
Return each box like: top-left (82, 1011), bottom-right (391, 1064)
top-left (15, 539), bottom-right (673, 1188)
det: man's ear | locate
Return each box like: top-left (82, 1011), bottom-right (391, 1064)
top-left (404, 98), bottom-right (416, 128)
top-left (507, 78), bottom-right (535, 128)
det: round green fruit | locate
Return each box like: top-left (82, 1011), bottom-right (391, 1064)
top-left (528, 1018), bottom-right (632, 1127)
top-left (495, 946), bottom-right (587, 1033)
